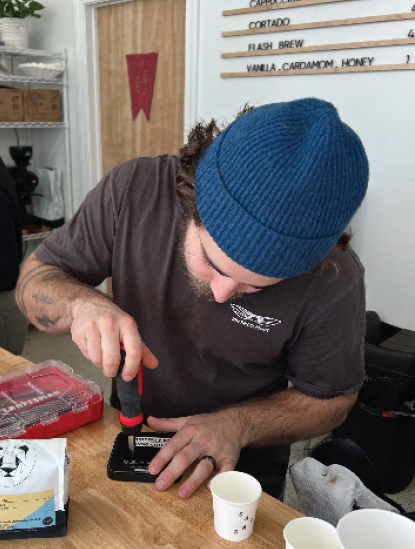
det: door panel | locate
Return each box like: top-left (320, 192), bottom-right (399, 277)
top-left (98, 0), bottom-right (186, 175)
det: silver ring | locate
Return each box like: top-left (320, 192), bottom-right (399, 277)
top-left (199, 455), bottom-right (217, 469)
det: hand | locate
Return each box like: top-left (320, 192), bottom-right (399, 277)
top-left (147, 409), bottom-right (243, 499)
top-left (71, 298), bottom-right (158, 380)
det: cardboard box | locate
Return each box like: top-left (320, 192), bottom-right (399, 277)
top-left (24, 89), bottom-right (61, 122)
top-left (0, 88), bottom-right (25, 122)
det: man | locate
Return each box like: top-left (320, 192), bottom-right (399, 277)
top-left (0, 154), bottom-right (27, 354)
top-left (16, 98), bottom-right (369, 500)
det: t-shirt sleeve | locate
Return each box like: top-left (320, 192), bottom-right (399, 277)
top-left (285, 273), bottom-right (366, 399)
top-left (34, 164), bottom-right (126, 286)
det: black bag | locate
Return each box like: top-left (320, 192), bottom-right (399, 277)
top-left (333, 376), bottom-right (415, 494)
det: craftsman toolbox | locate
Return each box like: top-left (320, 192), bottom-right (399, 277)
top-left (0, 360), bottom-right (103, 440)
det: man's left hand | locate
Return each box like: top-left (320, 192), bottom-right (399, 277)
top-left (147, 410), bottom-right (242, 499)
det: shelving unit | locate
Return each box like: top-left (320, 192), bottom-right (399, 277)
top-left (0, 46), bottom-right (72, 245)
top-left (22, 231), bottom-right (51, 243)
top-left (0, 122), bottom-right (67, 128)
top-left (0, 46), bottom-right (63, 58)
top-left (0, 74), bottom-right (64, 84)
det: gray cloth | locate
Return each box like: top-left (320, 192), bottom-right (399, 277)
top-left (290, 457), bottom-right (399, 526)
top-left (0, 290), bottom-right (27, 355)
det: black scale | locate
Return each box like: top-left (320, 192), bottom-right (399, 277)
top-left (107, 432), bottom-right (181, 483)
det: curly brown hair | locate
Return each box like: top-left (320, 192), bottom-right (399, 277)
top-left (175, 107), bottom-right (352, 265)
top-left (176, 105), bottom-right (253, 225)
top-left (175, 118), bottom-right (219, 226)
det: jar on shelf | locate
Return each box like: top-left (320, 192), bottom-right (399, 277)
top-left (0, 18), bottom-right (29, 49)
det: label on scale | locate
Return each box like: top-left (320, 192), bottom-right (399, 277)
top-left (134, 437), bottom-right (170, 449)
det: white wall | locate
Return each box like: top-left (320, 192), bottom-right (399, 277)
top-left (186, 0), bottom-right (415, 330)
top-left (29, 0), bottom-right (85, 214)
top-left (4, 0), bottom-right (413, 330)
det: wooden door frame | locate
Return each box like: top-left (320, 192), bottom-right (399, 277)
top-left (74, 0), bottom-right (198, 198)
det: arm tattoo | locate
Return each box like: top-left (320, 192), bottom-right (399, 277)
top-left (16, 263), bottom-right (46, 308)
top-left (35, 314), bottom-right (56, 328)
top-left (41, 272), bottom-right (73, 281)
top-left (17, 265), bottom-right (79, 317)
top-left (32, 291), bottom-right (53, 304)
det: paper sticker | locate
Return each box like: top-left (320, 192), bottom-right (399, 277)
top-left (134, 437), bottom-right (170, 449)
top-left (0, 489), bottom-right (55, 530)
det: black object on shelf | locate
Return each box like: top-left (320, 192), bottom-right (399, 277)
top-left (7, 146), bottom-right (64, 229)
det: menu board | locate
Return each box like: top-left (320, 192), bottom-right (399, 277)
top-left (220, 0), bottom-right (415, 77)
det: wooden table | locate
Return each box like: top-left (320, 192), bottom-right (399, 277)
top-left (0, 348), bottom-right (302, 548)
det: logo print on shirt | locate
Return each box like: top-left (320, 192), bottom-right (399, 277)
top-left (230, 304), bottom-right (281, 333)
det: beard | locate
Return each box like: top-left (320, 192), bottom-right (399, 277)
top-left (179, 219), bottom-right (243, 303)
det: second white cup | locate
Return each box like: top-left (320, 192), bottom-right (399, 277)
top-left (210, 471), bottom-right (262, 542)
top-left (284, 517), bottom-right (341, 549)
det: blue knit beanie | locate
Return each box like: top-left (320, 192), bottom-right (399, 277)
top-left (195, 98), bottom-right (369, 278)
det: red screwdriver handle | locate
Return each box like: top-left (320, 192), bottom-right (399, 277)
top-left (118, 344), bottom-right (143, 436)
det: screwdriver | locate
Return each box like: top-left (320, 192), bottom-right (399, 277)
top-left (117, 344), bottom-right (143, 452)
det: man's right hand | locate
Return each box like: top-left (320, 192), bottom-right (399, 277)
top-left (71, 300), bottom-right (158, 381)
top-left (16, 253), bottom-right (158, 380)
top-left (71, 299), bottom-right (158, 380)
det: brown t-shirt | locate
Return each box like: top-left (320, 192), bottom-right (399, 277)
top-left (35, 155), bottom-right (366, 496)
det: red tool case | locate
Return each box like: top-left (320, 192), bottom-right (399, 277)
top-left (0, 360), bottom-right (104, 439)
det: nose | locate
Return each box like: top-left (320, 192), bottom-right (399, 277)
top-left (210, 273), bottom-right (239, 303)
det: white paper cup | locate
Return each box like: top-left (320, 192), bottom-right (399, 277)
top-left (284, 517), bottom-right (342, 549)
top-left (210, 471), bottom-right (262, 542)
top-left (336, 509), bottom-right (415, 549)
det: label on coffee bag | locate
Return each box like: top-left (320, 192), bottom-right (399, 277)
top-left (0, 439), bottom-right (69, 535)
top-left (0, 490), bottom-right (55, 530)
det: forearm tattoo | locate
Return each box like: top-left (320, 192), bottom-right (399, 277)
top-left (32, 291), bottom-right (53, 304)
top-left (16, 264), bottom-right (80, 325)
top-left (35, 314), bottom-right (56, 328)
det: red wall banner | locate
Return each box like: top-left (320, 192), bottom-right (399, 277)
top-left (126, 53), bottom-right (158, 121)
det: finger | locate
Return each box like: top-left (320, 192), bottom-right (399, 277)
top-left (99, 321), bottom-right (124, 377)
top-left (178, 459), bottom-right (216, 499)
top-left (85, 326), bottom-right (103, 368)
top-left (154, 445), bottom-right (198, 493)
top-left (120, 322), bottom-right (143, 381)
top-left (218, 456), bottom-right (236, 473)
top-left (141, 344), bottom-right (159, 370)
top-left (147, 416), bottom-right (185, 433)
top-left (147, 424), bottom-right (188, 476)
top-left (207, 457), bottom-right (235, 491)
top-left (72, 332), bottom-right (90, 363)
